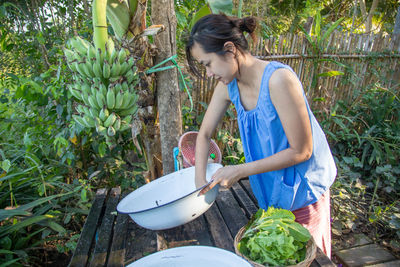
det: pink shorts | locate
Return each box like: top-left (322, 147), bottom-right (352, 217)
top-left (293, 191), bottom-right (331, 258)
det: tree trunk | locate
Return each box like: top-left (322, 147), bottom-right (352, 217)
top-left (68, 0), bottom-right (78, 36)
top-left (151, 0), bottom-right (182, 175)
top-left (358, 0), bottom-right (379, 33)
top-left (28, 0), bottom-right (50, 69)
top-left (83, 0), bottom-right (90, 17)
top-left (351, 0), bottom-right (358, 32)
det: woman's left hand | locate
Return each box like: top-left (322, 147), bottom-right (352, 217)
top-left (199, 165), bottom-right (242, 195)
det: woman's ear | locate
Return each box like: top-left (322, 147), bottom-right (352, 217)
top-left (223, 41), bottom-right (236, 55)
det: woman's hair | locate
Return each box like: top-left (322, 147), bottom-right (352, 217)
top-left (186, 14), bottom-right (257, 78)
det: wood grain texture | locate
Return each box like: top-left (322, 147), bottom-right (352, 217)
top-left (69, 188), bottom-right (107, 267)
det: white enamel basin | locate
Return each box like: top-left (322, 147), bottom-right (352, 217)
top-left (126, 246), bottom-right (252, 266)
top-left (117, 163), bottom-right (222, 230)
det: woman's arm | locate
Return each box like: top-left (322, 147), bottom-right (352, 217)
top-left (200, 68), bottom-right (313, 194)
top-left (195, 81), bottom-right (231, 188)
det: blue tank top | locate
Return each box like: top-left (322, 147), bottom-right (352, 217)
top-left (227, 61), bottom-right (336, 210)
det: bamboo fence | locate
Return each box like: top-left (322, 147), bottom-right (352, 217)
top-left (188, 31), bottom-right (400, 122)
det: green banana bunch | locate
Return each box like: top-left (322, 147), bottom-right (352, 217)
top-left (65, 36), bottom-right (140, 140)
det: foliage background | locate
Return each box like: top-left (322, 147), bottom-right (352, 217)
top-left (0, 0), bottom-right (399, 265)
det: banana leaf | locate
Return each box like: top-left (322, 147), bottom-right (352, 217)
top-left (207, 0), bottom-right (233, 15)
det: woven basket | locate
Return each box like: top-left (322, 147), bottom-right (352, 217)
top-left (234, 226), bottom-right (317, 267)
top-left (178, 131), bottom-right (222, 168)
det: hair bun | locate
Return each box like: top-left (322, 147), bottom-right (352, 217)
top-left (238, 17), bottom-right (257, 34)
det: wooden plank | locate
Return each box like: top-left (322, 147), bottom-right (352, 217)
top-left (239, 179), bottom-right (257, 205)
top-left (203, 202), bottom-right (235, 252)
top-left (125, 219), bottom-right (157, 265)
top-left (182, 215), bottom-right (213, 246)
top-left (156, 225), bottom-right (189, 251)
top-left (108, 192), bottom-right (129, 267)
top-left (313, 247), bottom-right (336, 267)
top-left (69, 188), bottom-right (107, 267)
top-left (89, 188), bottom-right (121, 267)
top-left (215, 189), bottom-right (248, 238)
top-left (124, 220), bottom-right (157, 264)
top-left (230, 183), bottom-right (258, 219)
top-left (156, 214), bottom-right (213, 250)
top-left (309, 261), bottom-right (320, 267)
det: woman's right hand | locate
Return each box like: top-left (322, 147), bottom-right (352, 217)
top-left (198, 165), bottom-right (243, 195)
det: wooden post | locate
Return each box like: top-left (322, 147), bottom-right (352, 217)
top-left (391, 5), bottom-right (400, 85)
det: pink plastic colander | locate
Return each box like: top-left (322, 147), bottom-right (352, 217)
top-left (178, 131), bottom-right (222, 168)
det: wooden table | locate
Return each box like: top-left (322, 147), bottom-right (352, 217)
top-left (69, 179), bottom-right (336, 267)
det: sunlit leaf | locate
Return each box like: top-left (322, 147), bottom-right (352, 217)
top-left (317, 71), bottom-right (344, 77)
top-left (69, 135), bottom-right (78, 145)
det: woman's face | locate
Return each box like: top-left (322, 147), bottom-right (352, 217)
top-left (190, 42), bottom-right (238, 85)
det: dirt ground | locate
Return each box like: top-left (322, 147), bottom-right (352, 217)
top-left (330, 191), bottom-right (400, 265)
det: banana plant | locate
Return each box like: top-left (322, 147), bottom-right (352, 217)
top-left (64, 0), bottom-right (165, 149)
top-left (89, 0), bottom-right (168, 179)
top-left (92, 0), bottom-right (108, 52)
top-left (299, 10), bottom-right (345, 92)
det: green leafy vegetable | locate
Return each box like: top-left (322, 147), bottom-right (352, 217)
top-left (238, 207), bottom-right (311, 266)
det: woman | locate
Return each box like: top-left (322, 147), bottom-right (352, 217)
top-left (186, 14), bottom-right (336, 257)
